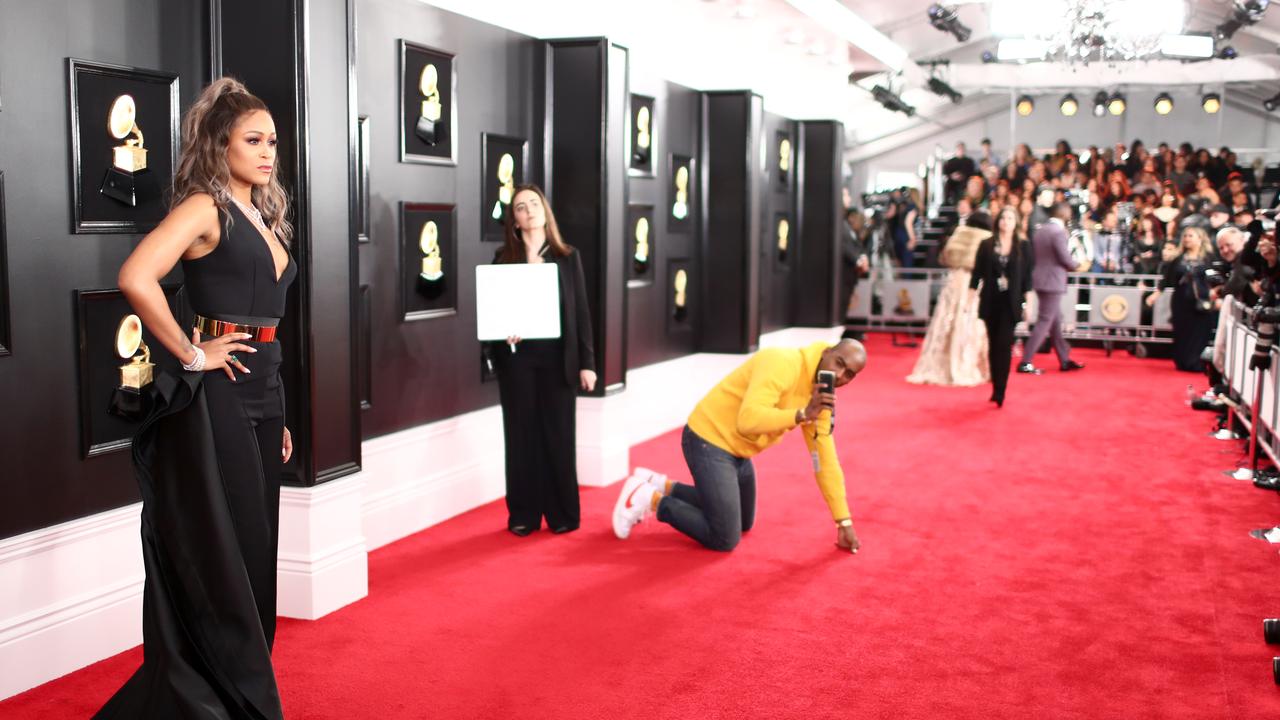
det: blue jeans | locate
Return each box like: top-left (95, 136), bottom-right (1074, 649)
top-left (656, 426), bottom-right (756, 551)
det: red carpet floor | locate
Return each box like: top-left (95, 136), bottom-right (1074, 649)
top-left (6, 335), bottom-right (1280, 719)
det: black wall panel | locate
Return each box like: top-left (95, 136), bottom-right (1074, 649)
top-left (0, 0), bottom-right (204, 540)
top-left (625, 80), bottom-right (700, 370)
top-left (795, 121), bottom-right (844, 327)
top-left (356, 0), bottom-right (536, 438)
top-left (760, 112), bottom-right (797, 334)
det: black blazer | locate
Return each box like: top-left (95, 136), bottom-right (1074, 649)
top-left (970, 237), bottom-right (1034, 320)
top-left (488, 245), bottom-right (596, 387)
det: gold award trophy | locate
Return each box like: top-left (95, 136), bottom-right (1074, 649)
top-left (633, 105), bottom-right (652, 165)
top-left (673, 269), bottom-right (688, 321)
top-left (116, 314), bottom-right (155, 392)
top-left (415, 63), bottom-right (444, 145)
top-left (672, 165), bottom-right (689, 220)
top-left (779, 138), bottom-right (792, 180)
top-left (419, 220), bottom-right (444, 281)
top-left (777, 218), bottom-right (789, 259)
top-left (100, 94), bottom-right (151, 206)
top-left (634, 216), bottom-right (650, 273)
top-left (492, 153), bottom-right (515, 221)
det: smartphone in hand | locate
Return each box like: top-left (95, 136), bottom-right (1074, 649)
top-left (817, 370), bottom-right (836, 395)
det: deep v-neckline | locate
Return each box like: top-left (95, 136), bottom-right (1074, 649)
top-left (230, 201), bottom-right (290, 283)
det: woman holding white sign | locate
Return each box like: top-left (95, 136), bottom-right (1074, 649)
top-left (490, 185), bottom-right (596, 536)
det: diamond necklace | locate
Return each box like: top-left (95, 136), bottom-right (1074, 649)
top-left (230, 195), bottom-right (269, 235)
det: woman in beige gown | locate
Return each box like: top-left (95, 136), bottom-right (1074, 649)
top-left (906, 214), bottom-right (991, 386)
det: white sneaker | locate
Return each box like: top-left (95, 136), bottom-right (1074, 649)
top-left (612, 471), bottom-right (655, 540)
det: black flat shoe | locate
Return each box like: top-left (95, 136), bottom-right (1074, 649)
top-left (550, 525), bottom-right (578, 534)
top-left (1061, 360), bottom-right (1085, 372)
top-left (1016, 363), bottom-right (1042, 375)
top-left (508, 525), bottom-right (536, 537)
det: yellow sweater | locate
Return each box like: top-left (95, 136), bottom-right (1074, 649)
top-left (686, 342), bottom-right (850, 521)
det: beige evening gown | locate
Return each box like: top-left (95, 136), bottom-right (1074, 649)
top-left (906, 225), bottom-right (991, 386)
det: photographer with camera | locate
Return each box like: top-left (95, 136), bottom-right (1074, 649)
top-left (1145, 226), bottom-right (1215, 371)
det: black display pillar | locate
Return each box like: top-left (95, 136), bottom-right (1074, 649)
top-left (699, 91), bottom-right (763, 353)
top-left (215, 0), bottom-right (360, 484)
top-left (539, 38), bottom-right (629, 395)
top-left (794, 120), bottom-right (844, 328)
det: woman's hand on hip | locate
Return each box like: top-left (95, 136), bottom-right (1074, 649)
top-left (579, 369), bottom-right (597, 392)
top-left (282, 426), bottom-right (293, 463)
top-left (192, 329), bottom-right (256, 382)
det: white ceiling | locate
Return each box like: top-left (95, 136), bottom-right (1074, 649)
top-left (423, 0), bottom-right (1280, 145)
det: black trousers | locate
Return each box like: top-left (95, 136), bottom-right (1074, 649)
top-left (984, 301), bottom-right (1016, 403)
top-left (496, 340), bottom-right (580, 530)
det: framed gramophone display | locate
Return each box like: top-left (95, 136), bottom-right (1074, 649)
top-left (627, 204), bottom-right (655, 286)
top-left (774, 213), bottom-right (791, 267)
top-left (400, 202), bottom-right (457, 321)
top-left (667, 259), bottom-right (693, 334)
top-left (75, 285), bottom-right (182, 457)
top-left (629, 94), bottom-right (655, 177)
top-left (68, 58), bottom-right (179, 234)
top-left (480, 133), bottom-right (528, 242)
top-left (775, 131), bottom-right (793, 191)
top-left (399, 40), bottom-right (457, 165)
top-left (0, 172), bottom-right (10, 357)
top-left (668, 154), bottom-right (694, 233)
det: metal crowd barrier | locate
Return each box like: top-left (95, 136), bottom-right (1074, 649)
top-left (845, 268), bottom-right (1175, 355)
top-left (1222, 297), bottom-right (1280, 468)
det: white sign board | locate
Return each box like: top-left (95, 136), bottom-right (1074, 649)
top-left (475, 264), bottom-right (562, 341)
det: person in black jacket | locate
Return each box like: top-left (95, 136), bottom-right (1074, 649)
top-left (490, 185), bottom-right (596, 536)
top-left (969, 205), bottom-right (1035, 407)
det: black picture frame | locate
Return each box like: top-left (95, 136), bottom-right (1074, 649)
top-left (75, 285), bottom-right (183, 458)
top-left (480, 133), bottom-right (528, 242)
top-left (0, 172), bottom-right (9, 357)
top-left (399, 40), bottom-right (458, 166)
top-left (628, 94), bottom-right (656, 177)
top-left (356, 115), bottom-right (372, 243)
top-left (666, 258), bottom-right (693, 334)
top-left (775, 130), bottom-right (794, 191)
top-left (774, 212), bottom-right (792, 268)
top-left (668, 154), bottom-right (694, 233)
top-left (627, 203), bottom-right (655, 287)
top-left (400, 202), bottom-right (458, 321)
top-left (68, 58), bottom-right (180, 234)
top-left (358, 284), bottom-right (372, 410)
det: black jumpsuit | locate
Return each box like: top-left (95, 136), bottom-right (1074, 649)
top-left (95, 203), bottom-right (296, 720)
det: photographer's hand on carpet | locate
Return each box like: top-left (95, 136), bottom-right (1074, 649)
top-left (835, 523), bottom-right (860, 554)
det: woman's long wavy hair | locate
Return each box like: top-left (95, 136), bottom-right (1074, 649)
top-left (498, 184), bottom-right (571, 262)
top-left (172, 77), bottom-right (293, 246)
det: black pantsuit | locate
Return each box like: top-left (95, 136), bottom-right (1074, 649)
top-left (971, 237), bottom-right (1034, 404)
top-left (489, 245), bottom-right (596, 531)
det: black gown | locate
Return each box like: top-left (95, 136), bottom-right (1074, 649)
top-left (95, 203), bottom-right (297, 720)
top-left (1161, 254), bottom-right (1214, 372)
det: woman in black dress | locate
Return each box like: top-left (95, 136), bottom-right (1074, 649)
top-left (970, 205), bottom-right (1034, 407)
top-left (491, 185), bottom-right (596, 536)
top-left (1146, 225), bottom-right (1214, 372)
top-left (97, 78), bottom-right (295, 719)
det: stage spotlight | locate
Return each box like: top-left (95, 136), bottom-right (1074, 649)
top-left (927, 4), bottom-right (972, 43)
top-left (981, 50), bottom-right (997, 63)
top-left (1154, 93), bottom-right (1174, 115)
top-left (1016, 95), bottom-right (1034, 116)
top-left (872, 85), bottom-right (917, 117)
top-left (1202, 93), bottom-right (1222, 113)
top-left (1059, 94), bottom-right (1079, 116)
top-left (1217, 0), bottom-right (1270, 41)
top-left (927, 77), bottom-right (964, 103)
top-left (1108, 92), bottom-right (1127, 115)
top-left (1093, 90), bottom-right (1108, 117)
top-left (1265, 90), bottom-right (1280, 112)
top-left (1219, 45), bottom-right (1240, 59)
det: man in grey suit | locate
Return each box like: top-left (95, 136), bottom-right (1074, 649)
top-left (1018, 202), bottom-right (1086, 374)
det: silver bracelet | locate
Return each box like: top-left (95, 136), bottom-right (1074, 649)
top-left (182, 346), bottom-right (206, 372)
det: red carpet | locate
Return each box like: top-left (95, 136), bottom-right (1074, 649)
top-left (5, 335), bottom-right (1280, 719)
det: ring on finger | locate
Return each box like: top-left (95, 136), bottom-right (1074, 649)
top-left (228, 354), bottom-right (239, 364)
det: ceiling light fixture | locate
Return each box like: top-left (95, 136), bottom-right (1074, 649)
top-left (927, 4), bottom-right (972, 42)
top-left (1060, 93), bottom-right (1079, 116)
top-left (1016, 95), bottom-right (1035, 116)
top-left (1092, 90), bottom-right (1108, 116)
top-left (1154, 92), bottom-right (1174, 114)
top-left (1108, 91), bottom-right (1127, 115)
top-left (1202, 92), bottom-right (1222, 113)
top-left (1216, 0), bottom-right (1270, 41)
top-left (928, 76), bottom-right (964, 103)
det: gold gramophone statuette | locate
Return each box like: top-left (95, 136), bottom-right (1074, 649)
top-left (779, 137), bottom-right (791, 174)
top-left (109, 95), bottom-right (147, 172)
top-left (673, 165), bottom-right (689, 220)
top-left (492, 153), bottom-right (515, 220)
top-left (419, 220), bottom-right (443, 281)
top-left (420, 64), bottom-right (442, 122)
top-left (674, 269), bottom-right (688, 309)
top-left (777, 218), bottom-right (789, 254)
top-left (116, 314), bottom-right (154, 392)
top-left (634, 216), bottom-right (650, 265)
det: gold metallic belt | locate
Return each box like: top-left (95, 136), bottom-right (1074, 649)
top-left (193, 314), bottom-right (279, 342)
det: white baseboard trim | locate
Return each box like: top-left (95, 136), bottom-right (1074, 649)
top-left (0, 327), bottom-right (840, 701)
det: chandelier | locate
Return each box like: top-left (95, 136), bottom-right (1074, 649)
top-left (992, 0), bottom-right (1184, 65)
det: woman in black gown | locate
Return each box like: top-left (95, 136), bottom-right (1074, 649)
top-left (97, 78), bottom-right (296, 719)
top-left (1147, 225), bottom-right (1214, 372)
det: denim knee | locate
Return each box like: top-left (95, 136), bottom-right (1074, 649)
top-left (706, 530), bottom-right (741, 552)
